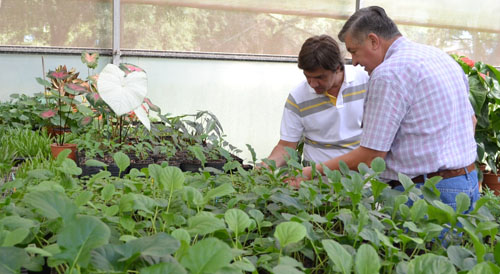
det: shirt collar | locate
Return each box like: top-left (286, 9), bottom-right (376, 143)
top-left (384, 36), bottom-right (406, 62)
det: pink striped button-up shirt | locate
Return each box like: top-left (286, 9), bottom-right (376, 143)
top-left (361, 37), bottom-right (476, 181)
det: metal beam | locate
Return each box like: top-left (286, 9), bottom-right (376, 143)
top-left (112, 0), bottom-right (121, 65)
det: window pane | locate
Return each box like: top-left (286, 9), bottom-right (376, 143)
top-left (122, 0), bottom-right (354, 55)
top-left (0, 0), bottom-right (112, 48)
top-left (362, 0), bottom-right (500, 65)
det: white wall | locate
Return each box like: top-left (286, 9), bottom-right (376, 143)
top-left (0, 53), bottom-right (303, 162)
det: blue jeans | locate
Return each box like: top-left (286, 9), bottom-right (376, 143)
top-left (395, 170), bottom-right (479, 212)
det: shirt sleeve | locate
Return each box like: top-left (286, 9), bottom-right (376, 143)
top-left (280, 107), bottom-right (303, 142)
top-left (361, 77), bottom-right (408, 152)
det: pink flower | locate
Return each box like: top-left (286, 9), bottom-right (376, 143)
top-left (93, 93), bottom-right (100, 100)
top-left (460, 57), bottom-right (475, 67)
top-left (479, 72), bottom-right (486, 80)
top-left (40, 110), bottom-right (57, 119)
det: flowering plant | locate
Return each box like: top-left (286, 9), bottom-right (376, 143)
top-left (452, 54), bottom-right (500, 172)
top-left (37, 65), bottom-right (94, 145)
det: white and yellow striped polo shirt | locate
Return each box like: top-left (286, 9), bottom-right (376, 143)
top-left (280, 65), bottom-right (369, 163)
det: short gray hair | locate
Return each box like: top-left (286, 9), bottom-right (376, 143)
top-left (338, 6), bottom-right (401, 43)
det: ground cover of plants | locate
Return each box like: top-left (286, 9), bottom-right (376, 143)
top-left (2, 137), bottom-right (500, 273)
top-left (1, 53), bottom-right (500, 273)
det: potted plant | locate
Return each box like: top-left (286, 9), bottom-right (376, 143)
top-left (453, 54), bottom-right (500, 194)
top-left (37, 65), bottom-right (93, 161)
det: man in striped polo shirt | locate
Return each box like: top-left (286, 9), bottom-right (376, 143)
top-left (292, 7), bottom-right (479, 211)
top-left (262, 35), bottom-right (369, 168)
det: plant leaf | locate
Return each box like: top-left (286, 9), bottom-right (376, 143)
top-left (164, 166), bottom-right (184, 192)
top-left (0, 247), bottom-right (29, 274)
top-left (97, 64), bottom-right (148, 116)
top-left (203, 183), bottom-right (235, 203)
top-left (180, 238), bottom-right (233, 273)
top-left (140, 262), bottom-right (187, 274)
top-left (322, 239), bottom-right (353, 274)
top-left (406, 254), bottom-right (456, 274)
top-left (224, 208), bottom-right (251, 235)
top-left (187, 215), bottom-right (226, 236)
top-left (55, 215), bottom-right (110, 268)
top-left (113, 151), bottom-right (130, 174)
top-left (24, 191), bottom-right (77, 222)
top-left (355, 244), bottom-right (380, 274)
top-left (274, 222), bottom-right (306, 248)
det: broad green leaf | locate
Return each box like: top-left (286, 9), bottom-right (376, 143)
top-left (272, 265), bottom-right (303, 274)
top-left (25, 246), bottom-right (53, 257)
top-left (225, 208), bottom-right (251, 235)
top-left (85, 159), bottom-right (107, 168)
top-left (140, 262), bottom-right (187, 274)
top-left (495, 242), bottom-right (500, 265)
top-left (203, 183), bottom-right (235, 203)
top-left (122, 233), bottom-right (180, 259)
top-left (172, 229), bottom-right (191, 244)
top-left (55, 215), bottom-right (110, 268)
top-left (57, 159), bottom-right (82, 175)
top-left (101, 183), bottom-right (115, 201)
top-left (90, 244), bottom-right (127, 272)
top-left (36, 77), bottom-right (52, 87)
top-left (24, 191), bottom-right (77, 222)
top-left (322, 239), bottom-right (352, 274)
top-left (113, 152), bottom-right (130, 173)
top-left (149, 164), bottom-right (167, 190)
top-left (181, 238), bottom-right (233, 274)
top-left (183, 187), bottom-right (204, 207)
top-left (410, 199), bottom-right (428, 222)
top-left (447, 245), bottom-right (474, 270)
top-left (270, 193), bottom-right (305, 211)
top-left (371, 180), bottom-right (388, 200)
top-left (249, 209), bottom-right (264, 224)
top-left (355, 244), bottom-right (380, 274)
top-left (0, 247), bottom-right (29, 274)
top-left (468, 262), bottom-right (496, 274)
top-left (0, 216), bottom-right (36, 231)
top-left (371, 157), bottom-right (386, 173)
top-left (275, 222), bottom-right (306, 248)
top-left (455, 192), bottom-right (470, 214)
top-left (105, 205), bottom-right (119, 217)
top-left (1, 228), bottom-right (29, 247)
top-left (75, 191), bottom-right (93, 207)
top-left (232, 257), bottom-right (256, 272)
top-left (26, 169), bottom-right (54, 180)
top-left (134, 194), bottom-right (158, 214)
top-left (398, 173), bottom-right (415, 190)
top-left (407, 254), bottom-right (456, 274)
top-left (76, 104), bottom-right (94, 116)
top-left (338, 160), bottom-right (350, 176)
top-left (188, 215), bottom-right (226, 235)
top-left (463, 227), bottom-right (486, 263)
top-left (165, 166), bottom-right (184, 191)
top-left (188, 145), bottom-right (206, 167)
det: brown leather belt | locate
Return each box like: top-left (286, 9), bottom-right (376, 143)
top-left (388, 163), bottom-right (476, 188)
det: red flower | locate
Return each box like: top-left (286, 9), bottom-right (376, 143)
top-left (460, 57), bottom-right (475, 67)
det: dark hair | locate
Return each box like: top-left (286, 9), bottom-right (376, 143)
top-left (298, 35), bottom-right (344, 72)
top-left (338, 6), bottom-right (401, 42)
